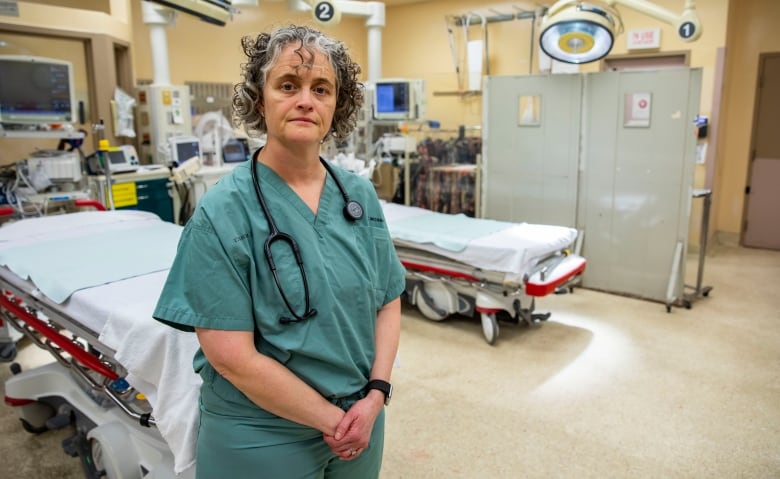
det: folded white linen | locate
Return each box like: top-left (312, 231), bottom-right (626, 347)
top-left (99, 289), bottom-right (201, 474)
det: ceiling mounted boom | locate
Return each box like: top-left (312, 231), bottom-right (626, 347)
top-left (539, 0), bottom-right (702, 64)
top-left (144, 0), bottom-right (232, 26)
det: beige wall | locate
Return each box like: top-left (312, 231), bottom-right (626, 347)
top-left (380, 0), bottom-right (728, 129)
top-left (0, 0), bottom-right (131, 40)
top-left (714, 0), bottom-right (780, 240)
top-left (130, 2), bottom-right (368, 85)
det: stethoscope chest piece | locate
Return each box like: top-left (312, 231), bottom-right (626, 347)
top-left (344, 200), bottom-right (364, 221)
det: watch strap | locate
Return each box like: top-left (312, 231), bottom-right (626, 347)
top-left (365, 379), bottom-right (392, 405)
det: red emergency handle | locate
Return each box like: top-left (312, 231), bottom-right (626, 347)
top-left (74, 199), bottom-right (107, 211)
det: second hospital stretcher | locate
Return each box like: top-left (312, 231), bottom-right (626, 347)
top-left (0, 202), bottom-right (585, 478)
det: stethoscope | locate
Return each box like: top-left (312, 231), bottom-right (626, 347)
top-left (250, 152), bottom-right (364, 324)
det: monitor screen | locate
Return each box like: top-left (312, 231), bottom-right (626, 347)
top-left (173, 139), bottom-right (201, 165)
top-left (0, 55), bottom-right (75, 125)
top-left (107, 150), bottom-right (127, 165)
top-left (222, 138), bottom-right (250, 163)
top-left (375, 82), bottom-right (410, 116)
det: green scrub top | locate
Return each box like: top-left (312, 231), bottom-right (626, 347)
top-left (153, 158), bottom-right (406, 412)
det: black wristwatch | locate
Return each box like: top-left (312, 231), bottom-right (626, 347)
top-left (365, 379), bottom-right (393, 406)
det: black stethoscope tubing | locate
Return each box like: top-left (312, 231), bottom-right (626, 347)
top-left (250, 152), bottom-right (363, 324)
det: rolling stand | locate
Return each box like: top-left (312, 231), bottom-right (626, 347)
top-left (683, 189), bottom-right (714, 307)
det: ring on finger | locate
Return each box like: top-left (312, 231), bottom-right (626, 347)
top-left (350, 448), bottom-right (357, 456)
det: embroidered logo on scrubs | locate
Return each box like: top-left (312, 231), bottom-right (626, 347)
top-left (369, 217), bottom-right (384, 224)
top-left (233, 232), bottom-right (250, 243)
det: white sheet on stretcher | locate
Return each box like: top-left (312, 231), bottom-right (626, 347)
top-left (381, 201), bottom-right (578, 283)
top-left (0, 211), bottom-right (200, 474)
top-left (0, 211), bottom-right (180, 303)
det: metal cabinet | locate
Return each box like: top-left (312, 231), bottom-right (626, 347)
top-left (90, 169), bottom-right (174, 223)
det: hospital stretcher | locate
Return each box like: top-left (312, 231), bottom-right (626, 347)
top-left (381, 201), bottom-right (586, 344)
top-left (0, 209), bottom-right (199, 479)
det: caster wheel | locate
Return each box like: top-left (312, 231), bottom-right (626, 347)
top-left (414, 282), bottom-right (453, 321)
top-left (20, 417), bottom-right (49, 434)
top-left (666, 305), bottom-right (672, 313)
top-left (480, 313), bottom-right (499, 345)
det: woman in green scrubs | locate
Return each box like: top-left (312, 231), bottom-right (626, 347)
top-left (153, 25), bottom-right (406, 478)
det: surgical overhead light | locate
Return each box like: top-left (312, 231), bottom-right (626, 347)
top-left (540, 0), bottom-right (703, 64)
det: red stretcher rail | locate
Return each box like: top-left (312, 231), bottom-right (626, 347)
top-left (0, 198), bottom-right (106, 218)
top-left (0, 294), bottom-right (119, 381)
top-left (400, 260), bottom-right (481, 282)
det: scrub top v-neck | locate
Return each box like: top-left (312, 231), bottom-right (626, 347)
top-left (153, 158), bottom-right (406, 412)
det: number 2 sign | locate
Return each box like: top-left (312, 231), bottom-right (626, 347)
top-left (312, 1), bottom-right (341, 25)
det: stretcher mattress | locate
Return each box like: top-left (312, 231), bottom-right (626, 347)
top-left (381, 201), bottom-right (578, 284)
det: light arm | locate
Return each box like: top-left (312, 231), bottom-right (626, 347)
top-left (609, 0), bottom-right (702, 41)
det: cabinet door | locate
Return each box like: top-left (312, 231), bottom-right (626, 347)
top-left (134, 178), bottom-right (174, 223)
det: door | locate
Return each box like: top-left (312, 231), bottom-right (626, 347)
top-left (743, 53), bottom-right (780, 250)
top-left (579, 68), bottom-right (702, 302)
top-left (482, 74), bottom-right (581, 227)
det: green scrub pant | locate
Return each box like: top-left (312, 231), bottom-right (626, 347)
top-left (195, 386), bottom-right (385, 479)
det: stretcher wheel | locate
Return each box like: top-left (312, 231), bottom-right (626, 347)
top-left (87, 421), bottom-right (141, 479)
top-left (17, 401), bottom-right (56, 434)
top-left (480, 313), bottom-right (499, 345)
top-left (414, 282), bottom-right (456, 321)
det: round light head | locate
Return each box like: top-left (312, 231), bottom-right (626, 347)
top-left (540, 3), bottom-right (617, 64)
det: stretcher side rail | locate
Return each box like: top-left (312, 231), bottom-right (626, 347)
top-left (394, 245), bottom-right (510, 286)
top-left (0, 281), bottom-right (157, 428)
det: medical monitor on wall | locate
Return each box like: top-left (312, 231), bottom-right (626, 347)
top-left (0, 55), bottom-right (76, 125)
top-left (372, 78), bottom-right (426, 122)
top-left (169, 136), bottom-right (201, 166)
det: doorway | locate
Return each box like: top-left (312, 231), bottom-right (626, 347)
top-left (743, 53), bottom-right (780, 250)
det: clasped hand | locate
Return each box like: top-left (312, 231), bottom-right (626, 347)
top-left (323, 395), bottom-right (382, 460)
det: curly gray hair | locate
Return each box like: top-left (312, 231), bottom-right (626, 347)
top-left (232, 24), bottom-right (364, 142)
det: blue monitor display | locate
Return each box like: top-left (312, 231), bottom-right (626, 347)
top-left (375, 82), bottom-right (410, 116)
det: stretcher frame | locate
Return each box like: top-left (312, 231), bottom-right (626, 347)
top-left (396, 243), bottom-right (586, 345)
